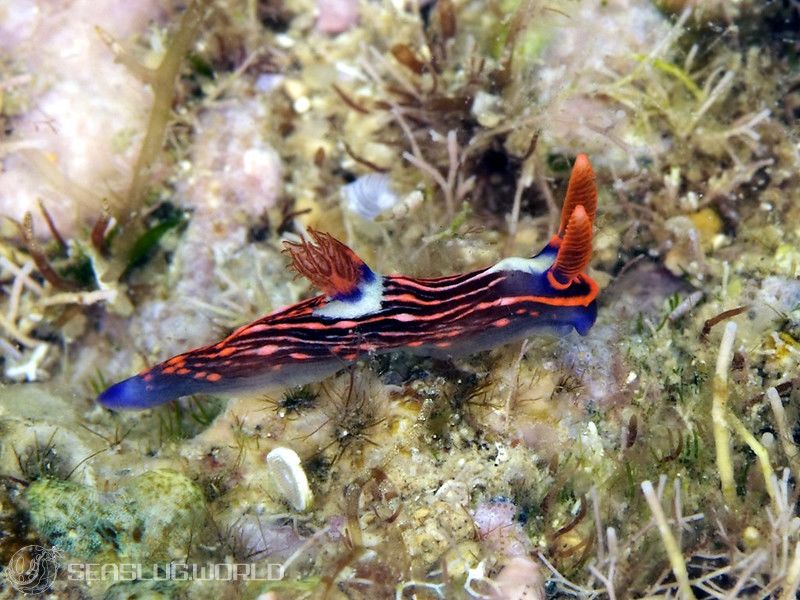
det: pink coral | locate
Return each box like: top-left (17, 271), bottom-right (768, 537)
top-left (473, 500), bottom-right (531, 558)
top-left (316, 0), bottom-right (359, 34)
top-left (0, 0), bottom-right (166, 237)
top-left (492, 556), bottom-right (545, 600)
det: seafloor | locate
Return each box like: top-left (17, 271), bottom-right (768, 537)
top-left (1, 1), bottom-right (799, 598)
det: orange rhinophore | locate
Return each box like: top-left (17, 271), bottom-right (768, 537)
top-left (557, 153), bottom-right (597, 239)
top-left (549, 204), bottom-right (594, 289)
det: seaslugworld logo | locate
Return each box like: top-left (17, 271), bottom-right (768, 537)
top-left (4, 544), bottom-right (285, 592)
top-left (66, 561), bottom-right (285, 582)
top-left (4, 545), bottom-right (62, 594)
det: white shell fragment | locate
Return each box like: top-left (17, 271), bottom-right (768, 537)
top-left (342, 173), bottom-right (400, 220)
top-left (266, 447), bottom-right (313, 512)
top-left (471, 91), bottom-right (503, 127)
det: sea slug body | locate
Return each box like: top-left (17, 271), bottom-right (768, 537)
top-left (98, 154), bottom-right (600, 410)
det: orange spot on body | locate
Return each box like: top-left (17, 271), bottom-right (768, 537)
top-left (494, 318), bottom-right (511, 327)
top-left (206, 373), bottom-right (222, 382)
top-left (435, 341), bottom-right (451, 348)
top-left (177, 368), bottom-right (190, 375)
top-left (289, 352), bottom-right (312, 360)
top-left (383, 292), bottom-right (443, 306)
top-left (389, 293), bottom-right (420, 303)
top-left (162, 366), bottom-right (176, 375)
top-left (194, 371), bottom-right (207, 379)
top-left (407, 340), bottom-right (424, 347)
top-left (142, 372), bottom-right (154, 382)
top-left (331, 320), bottom-right (359, 328)
top-left (217, 346), bottom-right (236, 357)
top-left (242, 324), bottom-right (270, 334)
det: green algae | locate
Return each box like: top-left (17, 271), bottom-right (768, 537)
top-left (27, 470), bottom-right (205, 564)
top-left (27, 478), bottom-right (116, 559)
top-left (122, 206), bottom-right (187, 277)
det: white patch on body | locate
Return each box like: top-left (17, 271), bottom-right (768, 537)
top-left (313, 275), bottom-right (384, 319)
top-left (485, 255), bottom-right (553, 276)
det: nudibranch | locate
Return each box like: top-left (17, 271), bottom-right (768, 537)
top-left (98, 154), bottom-right (599, 410)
